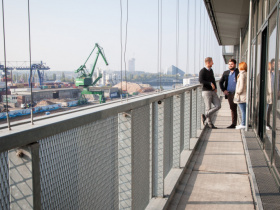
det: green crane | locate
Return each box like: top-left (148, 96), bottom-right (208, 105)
top-left (75, 43), bottom-right (109, 104)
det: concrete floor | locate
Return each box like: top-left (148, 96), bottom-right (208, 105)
top-left (168, 99), bottom-right (255, 210)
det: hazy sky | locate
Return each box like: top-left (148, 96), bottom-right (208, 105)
top-left (0, 0), bottom-right (225, 74)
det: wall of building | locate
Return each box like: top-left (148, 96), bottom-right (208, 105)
top-left (242, 0), bottom-right (280, 185)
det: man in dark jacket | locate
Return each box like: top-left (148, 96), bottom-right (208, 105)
top-left (219, 59), bottom-right (239, 128)
top-left (199, 57), bottom-right (221, 128)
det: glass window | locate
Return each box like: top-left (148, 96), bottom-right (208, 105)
top-left (265, 10), bottom-right (277, 159)
top-left (269, 0), bottom-right (277, 12)
top-left (253, 2), bottom-right (258, 38)
top-left (249, 40), bottom-right (256, 125)
top-left (258, 0), bottom-right (263, 30)
top-left (274, 5), bottom-right (280, 179)
top-left (253, 35), bottom-right (262, 130)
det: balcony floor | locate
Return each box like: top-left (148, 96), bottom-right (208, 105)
top-left (169, 99), bottom-right (255, 210)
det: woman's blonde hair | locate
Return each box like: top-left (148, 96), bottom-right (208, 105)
top-left (239, 62), bottom-right (247, 71)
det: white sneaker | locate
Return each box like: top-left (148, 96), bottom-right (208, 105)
top-left (266, 126), bottom-right (271, 130)
top-left (236, 125), bottom-right (246, 129)
top-left (235, 125), bottom-right (242, 129)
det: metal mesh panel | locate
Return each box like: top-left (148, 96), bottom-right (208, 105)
top-left (196, 88), bottom-right (202, 130)
top-left (131, 105), bottom-right (150, 210)
top-left (149, 103), bottom-right (153, 199)
top-left (0, 152), bottom-right (9, 210)
top-left (180, 93), bottom-right (185, 153)
top-left (200, 88), bottom-right (205, 115)
top-left (164, 97), bottom-right (173, 178)
top-left (172, 95), bottom-right (181, 168)
top-left (39, 116), bottom-right (119, 210)
top-left (118, 112), bottom-right (132, 209)
top-left (183, 91), bottom-right (191, 150)
top-left (152, 101), bottom-right (164, 197)
top-left (191, 89), bottom-right (197, 138)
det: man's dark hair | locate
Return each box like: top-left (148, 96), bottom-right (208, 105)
top-left (228, 59), bottom-right (237, 64)
top-left (271, 58), bottom-right (275, 63)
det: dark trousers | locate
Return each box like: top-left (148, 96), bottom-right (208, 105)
top-left (227, 93), bottom-right (237, 125)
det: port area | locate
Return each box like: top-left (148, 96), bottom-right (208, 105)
top-left (0, 84), bottom-right (159, 125)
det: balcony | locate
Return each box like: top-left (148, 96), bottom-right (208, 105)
top-left (0, 84), bottom-right (279, 210)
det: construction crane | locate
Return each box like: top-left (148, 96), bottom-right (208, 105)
top-left (75, 43), bottom-right (109, 104)
top-left (0, 61), bottom-right (50, 86)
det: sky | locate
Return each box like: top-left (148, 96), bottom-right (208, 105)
top-left (0, 0), bottom-right (225, 74)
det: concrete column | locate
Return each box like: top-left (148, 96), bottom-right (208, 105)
top-left (9, 143), bottom-right (41, 210)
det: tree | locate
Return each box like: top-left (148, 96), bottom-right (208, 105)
top-left (53, 73), bottom-right (56, 81)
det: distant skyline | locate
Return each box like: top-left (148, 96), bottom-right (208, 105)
top-left (0, 0), bottom-right (225, 75)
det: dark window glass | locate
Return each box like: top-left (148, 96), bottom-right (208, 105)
top-left (250, 40), bottom-right (256, 125)
top-left (265, 10), bottom-right (277, 159)
top-left (254, 35), bottom-right (262, 129)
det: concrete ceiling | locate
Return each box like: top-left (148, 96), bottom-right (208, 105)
top-left (204, 0), bottom-right (250, 45)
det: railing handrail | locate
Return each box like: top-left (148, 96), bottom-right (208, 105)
top-left (0, 84), bottom-right (202, 153)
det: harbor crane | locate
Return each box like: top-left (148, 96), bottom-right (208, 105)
top-left (0, 61), bottom-right (50, 86)
top-left (75, 43), bottom-right (109, 104)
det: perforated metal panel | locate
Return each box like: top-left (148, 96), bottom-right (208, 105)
top-left (39, 116), bottom-right (119, 210)
top-left (118, 112), bottom-right (132, 209)
top-left (149, 104), bottom-right (153, 199)
top-left (0, 152), bottom-right (9, 210)
top-left (183, 91), bottom-right (191, 150)
top-left (164, 97), bottom-right (173, 178)
top-left (131, 105), bottom-right (150, 210)
top-left (152, 101), bottom-right (164, 197)
top-left (172, 95), bottom-right (181, 168)
top-left (196, 87), bottom-right (202, 130)
top-left (191, 89), bottom-right (197, 137)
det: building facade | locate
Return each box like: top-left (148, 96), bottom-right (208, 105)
top-left (128, 58), bottom-right (135, 72)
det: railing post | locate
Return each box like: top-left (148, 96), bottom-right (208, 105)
top-left (152, 100), bottom-right (164, 197)
top-left (172, 95), bottom-right (181, 168)
top-left (118, 111), bottom-right (132, 209)
top-left (9, 143), bottom-right (41, 210)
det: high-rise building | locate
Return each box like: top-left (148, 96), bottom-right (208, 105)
top-left (128, 58), bottom-right (135, 72)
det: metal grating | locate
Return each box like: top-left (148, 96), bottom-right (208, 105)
top-left (191, 89), bottom-right (197, 138)
top-left (39, 116), bottom-right (119, 210)
top-left (172, 95), bottom-right (181, 168)
top-left (0, 152), bottom-right (9, 210)
top-left (183, 91), bottom-right (191, 150)
top-left (152, 101), bottom-right (164, 197)
top-left (149, 103), bottom-right (153, 199)
top-left (244, 131), bottom-right (280, 209)
top-left (131, 105), bottom-right (150, 210)
top-left (164, 97), bottom-right (173, 178)
top-left (180, 93), bottom-right (185, 153)
top-left (196, 87), bottom-right (202, 130)
top-left (118, 111), bottom-right (132, 209)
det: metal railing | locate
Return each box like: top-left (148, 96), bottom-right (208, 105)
top-left (0, 84), bottom-right (221, 210)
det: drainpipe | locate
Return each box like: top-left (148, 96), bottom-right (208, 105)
top-left (245, 0), bottom-right (253, 131)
